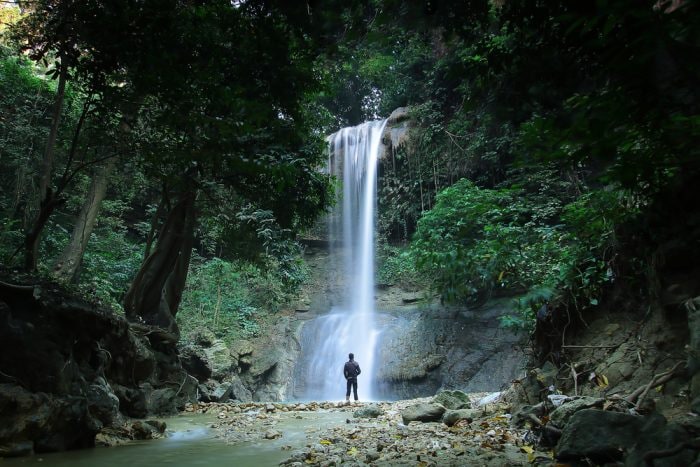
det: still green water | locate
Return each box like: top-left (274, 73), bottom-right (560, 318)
top-left (2, 411), bottom-right (348, 467)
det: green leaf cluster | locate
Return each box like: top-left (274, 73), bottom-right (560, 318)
top-left (410, 179), bottom-right (635, 328)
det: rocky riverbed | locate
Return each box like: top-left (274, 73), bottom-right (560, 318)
top-left (184, 393), bottom-right (548, 466)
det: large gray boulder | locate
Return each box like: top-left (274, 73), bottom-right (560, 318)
top-left (401, 403), bottom-right (446, 424)
top-left (86, 378), bottom-right (121, 428)
top-left (210, 382), bottom-right (233, 402)
top-left (432, 390), bottom-right (471, 410)
top-left (228, 376), bottom-right (253, 402)
top-left (549, 397), bottom-right (603, 428)
top-left (353, 404), bottom-right (384, 419)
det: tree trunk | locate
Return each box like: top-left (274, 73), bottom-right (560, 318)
top-left (38, 62), bottom-right (67, 207)
top-left (24, 62), bottom-right (68, 272)
top-left (123, 189), bottom-right (196, 342)
top-left (51, 157), bottom-right (117, 283)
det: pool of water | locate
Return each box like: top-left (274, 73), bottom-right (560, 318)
top-left (3, 411), bottom-right (348, 467)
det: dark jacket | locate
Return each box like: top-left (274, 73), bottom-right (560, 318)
top-left (344, 360), bottom-right (361, 380)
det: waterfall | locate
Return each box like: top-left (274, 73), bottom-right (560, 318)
top-left (295, 119), bottom-right (387, 401)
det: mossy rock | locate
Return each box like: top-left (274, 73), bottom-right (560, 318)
top-left (432, 390), bottom-right (471, 410)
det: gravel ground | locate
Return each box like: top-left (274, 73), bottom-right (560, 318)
top-left (184, 395), bottom-right (553, 466)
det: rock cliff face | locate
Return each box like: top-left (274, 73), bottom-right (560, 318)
top-left (373, 299), bottom-right (526, 399)
top-left (0, 278), bottom-right (197, 457)
top-left (285, 247), bottom-right (527, 401)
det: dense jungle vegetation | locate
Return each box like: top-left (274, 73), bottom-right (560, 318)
top-left (1, 1), bottom-right (698, 347)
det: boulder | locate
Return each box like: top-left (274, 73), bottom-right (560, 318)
top-left (144, 374), bottom-right (198, 414)
top-left (210, 382), bottom-right (233, 402)
top-left (264, 429), bottom-right (282, 439)
top-left (203, 340), bottom-right (234, 380)
top-left (533, 361), bottom-right (558, 389)
top-left (512, 403), bottom-right (546, 428)
top-left (179, 345), bottom-right (212, 382)
top-left (432, 390), bottom-right (471, 409)
top-left (0, 383), bottom-right (97, 454)
top-left (191, 327), bottom-right (217, 347)
top-left (549, 397), bottom-right (603, 428)
top-left (442, 409), bottom-right (479, 426)
top-left (353, 404), bottom-right (383, 419)
top-left (556, 409), bottom-right (646, 463)
top-left (86, 378), bottom-right (120, 427)
top-left (401, 403), bottom-right (446, 424)
top-left (112, 384), bottom-right (147, 418)
top-left (230, 339), bottom-right (254, 360)
top-left (130, 420), bottom-right (166, 440)
top-left (556, 409), bottom-right (696, 466)
top-left (228, 376), bottom-right (253, 402)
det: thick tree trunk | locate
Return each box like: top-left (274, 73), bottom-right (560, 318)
top-left (24, 62), bottom-right (68, 272)
top-left (123, 190), bottom-right (196, 342)
top-left (51, 157), bottom-right (117, 283)
top-left (23, 190), bottom-right (64, 271)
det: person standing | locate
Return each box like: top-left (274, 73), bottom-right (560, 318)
top-left (343, 353), bottom-right (361, 402)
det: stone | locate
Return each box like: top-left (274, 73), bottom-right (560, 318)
top-left (387, 106), bottom-right (410, 124)
top-left (432, 390), bottom-right (471, 410)
top-left (86, 378), bottom-right (120, 427)
top-left (442, 409), bottom-right (479, 426)
top-left (130, 420), bottom-right (166, 440)
top-left (210, 383), bottom-right (233, 402)
top-left (0, 441), bottom-right (34, 457)
top-left (365, 450), bottom-right (380, 462)
top-left (533, 361), bottom-right (558, 389)
top-left (264, 429), bottom-right (282, 439)
top-left (512, 403), bottom-right (546, 428)
top-left (557, 409), bottom-right (698, 466)
top-left (353, 404), bottom-right (383, 419)
top-left (112, 384), bottom-right (147, 418)
top-left (556, 410), bottom-right (646, 463)
top-left (191, 327), bottom-right (217, 347)
top-left (549, 397), bottom-right (603, 428)
top-left (179, 345), bottom-right (212, 382)
top-left (557, 409), bottom-right (675, 463)
top-left (230, 339), bottom-right (254, 359)
top-left (203, 339), bottom-right (234, 380)
top-left (401, 403), bottom-right (446, 424)
top-left (197, 383), bottom-right (212, 402)
top-left (228, 375), bottom-right (253, 402)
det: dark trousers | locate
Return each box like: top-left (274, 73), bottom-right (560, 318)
top-left (346, 378), bottom-right (358, 400)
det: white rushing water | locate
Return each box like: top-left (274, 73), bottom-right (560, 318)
top-left (296, 119), bottom-right (387, 401)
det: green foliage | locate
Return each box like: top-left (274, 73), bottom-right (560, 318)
top-left (411, 179), bottom-right (635, 328)
top-left (376, 242), bottom-right (424, 289)
top-left (73, 226), bottom-right (143, 311)
top-left (178, 254), bottom-right (306, 344)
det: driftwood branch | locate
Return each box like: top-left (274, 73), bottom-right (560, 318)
top-left (625, 361), bottom-right (685, 408)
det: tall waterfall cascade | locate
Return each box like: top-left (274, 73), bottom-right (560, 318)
top-left (294, 119), bottom-right (387, 401)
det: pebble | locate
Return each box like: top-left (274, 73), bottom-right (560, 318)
top-left (203, 397), bottom-right (538, 466)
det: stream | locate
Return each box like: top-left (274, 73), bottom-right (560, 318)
top-left (2, 411), bottom-right (348, 467)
